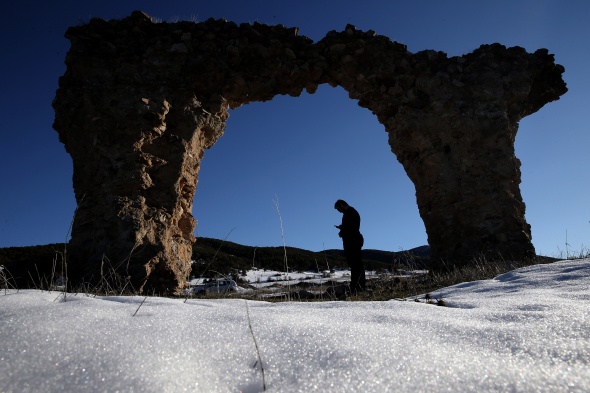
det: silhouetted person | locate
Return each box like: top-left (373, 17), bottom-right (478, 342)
top-left (334, 199), bottom-right (365, 293)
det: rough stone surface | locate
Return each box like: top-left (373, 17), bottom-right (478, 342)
top-left (53, 11), bottom-right (567, 294)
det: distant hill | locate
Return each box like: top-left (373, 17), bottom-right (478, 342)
top-left (191, 237), bottom-right (430, 276)
top-left (0, 239), bottom-right (430, 286)
top-left (0, 243), bottom-right (65, 287)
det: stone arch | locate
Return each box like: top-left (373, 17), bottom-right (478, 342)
top-left (52, 11), bottom-right (567, 294)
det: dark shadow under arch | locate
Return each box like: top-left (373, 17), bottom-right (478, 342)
top-left (52, 11), bottom-right (566, 294)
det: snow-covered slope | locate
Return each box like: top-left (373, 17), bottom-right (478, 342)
top-left (1, 259), bottom-right (589, 392)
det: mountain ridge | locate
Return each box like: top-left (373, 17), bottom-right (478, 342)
top-left (191, 237), bottom-right (430, 275)
top-left (0, 239), bottom-right (430, 285)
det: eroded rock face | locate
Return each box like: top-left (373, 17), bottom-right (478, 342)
top-left (53, 10), bottom-right (567, 294)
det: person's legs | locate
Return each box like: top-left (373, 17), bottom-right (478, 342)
top-left (350, 262), bottom-right (361, 292)
top-left (344, 237), bottom-right (365, 293)
top-left (352, 247), bottom-right (365, 292)
top-left (355, 234), bottom-right (366, 291)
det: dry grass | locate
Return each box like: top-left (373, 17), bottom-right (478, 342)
top-left (181, 253), bottom-right (554, 303)
top-left (3, 248), bottom-right (560, 304)
top-left (350, 254), bottom-right (554, 302)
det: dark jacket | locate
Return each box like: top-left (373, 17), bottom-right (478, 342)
top-left (338, 206), bottom-right (362, 240)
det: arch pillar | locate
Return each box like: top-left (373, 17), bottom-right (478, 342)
top-left (388, 107), bottom-right (533, 268)
top-left (325, 38), bottom-right (567, 269)
top-left (54, 85), bottom-right (227, 293)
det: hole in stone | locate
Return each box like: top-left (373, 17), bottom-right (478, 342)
top-left (193, 85), bottom-right (427, 252)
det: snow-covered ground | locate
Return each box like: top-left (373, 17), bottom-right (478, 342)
top-left (242, 267), bottom-right (352, 288)
top-left (188, 268), bottom-right (388, 298)
top-left (1, 259), bottom-right (589, 392)
top-left (189, 268), bottom-right (361, 289)
top-left (191, 267), bottom-right (389, 289)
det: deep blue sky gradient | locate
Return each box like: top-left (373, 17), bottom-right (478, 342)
top-left (1, 1), bottom-right (588, 256)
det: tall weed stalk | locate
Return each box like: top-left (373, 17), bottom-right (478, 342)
top-left (272, 196), bottom-right (290, 301)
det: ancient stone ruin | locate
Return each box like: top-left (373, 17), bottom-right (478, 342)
top-left (53, 11), bottom-right (567, 294)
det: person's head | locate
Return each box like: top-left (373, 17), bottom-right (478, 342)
top-left (334, 199), bottom-right (349, 213)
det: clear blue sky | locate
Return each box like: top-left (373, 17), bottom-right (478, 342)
top-left (0, 1), bottom-right (588, 256)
